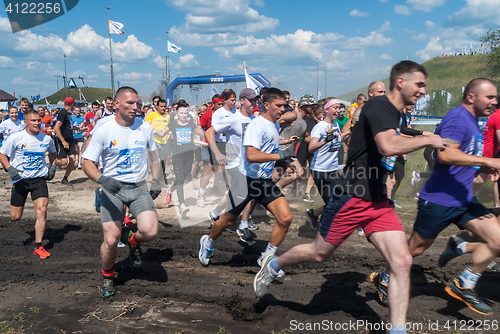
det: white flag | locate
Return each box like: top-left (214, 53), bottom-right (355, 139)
top-left (168, 41), bottom-right (182, 53)
top-left (210, 85), bottom-right (221, 100)
top-left (244, 67), bottom-right (263, 94)
top-left (318, 91), bottom-right (322, 100)
top-left (109, 20), bottom-right (124, 35)
top-left (45, 98), bottom-right (51, 112)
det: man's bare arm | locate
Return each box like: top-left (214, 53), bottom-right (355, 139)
top-left (374, 129), bottom-right (446, 157)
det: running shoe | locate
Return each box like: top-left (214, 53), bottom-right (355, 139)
top-left (180, 203), bottom-right (189, 216)
top-left (117, 240), bottom-right (125, 248)
top-left (236, 228), bottom-right (254, 244)
top-left (125, 231), bottom-right (143, 268)
top-left (123, 215), bottom-right (134, 228)
top-left (184, 180), bottom-right (189, 186)
top-left (199, 235), bottom-right (214, 266)
top-left (61, 177), bottom-right (71, 185)
top-left (302, 193), bottom-right (314, 203)
top-left (164, 189), bottom-right (172, 205)
top-left (247, 220), bottom-right (259, 231)
top-left (357, 228), bottom-right (365, 236)
top-left (438, 235), bottom-right (465, 268)
top-left (100, 278), bottom-right (115, 297)
top-left (487, 261), bottom-right (500, 272)
top-left (445, 279), bottom-right (492, 315)
top-left (305, 209), bottom-right (318, 229)
top-left (414, 192), bottom-right (420, 200)
top-left (254, 254), bottom-right (279, 297)
top-left (197, 190), bottom-right (206, 208)
top-left (33, 246), bottom-right (50, 259)
top-left (370, 271), bottom-right (389, 306)
top-left (257, 253), bottom-right (285, 278)
top-left (207, 210), bottom-right (219, 227)
top-left (393, 201), bottom-right (403, 209)
top-left (411, 171), bottom-right (421, 188)
top-left (77, 165), bottom-right (82, 170)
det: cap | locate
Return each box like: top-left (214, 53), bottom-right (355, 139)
top-left (64, 97), bottom-right (75, 105)
top-left (221, 89), bottom-right (236, 100)
top-left (298, 94), bottom-right (317, 107)
top-left (239, 88), bottom-right (258, 100)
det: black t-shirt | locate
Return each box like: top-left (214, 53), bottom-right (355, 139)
top-left (168, 119), bottom-right (196, 156)
top-left (338, 95), bottom-right (400, 202)
top-left (57, 109), bottom-right (74, 143)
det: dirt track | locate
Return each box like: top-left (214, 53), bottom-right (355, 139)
top-left (0, 169), bottom-right (499, 334)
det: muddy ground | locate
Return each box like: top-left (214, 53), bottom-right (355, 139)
top-left (0, 169), bottom-right (499, 334)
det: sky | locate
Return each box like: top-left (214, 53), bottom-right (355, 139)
top-left (0, 0), bottom-right (499, 104)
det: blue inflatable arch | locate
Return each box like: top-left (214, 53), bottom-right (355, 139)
top-left (166, 73), bottom-right (271, 106)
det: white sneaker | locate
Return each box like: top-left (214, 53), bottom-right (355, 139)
top-left (197, 190), bottom-right (206, 208)
top-left (207, 210), bottom-right (219, 226)
top-left (411, 171), bottom-right (421, 188)
top-left (254, 254), bottom-right (279, 297)
top-left (198, 235), bottom-right (213, 266)
top-left (257, 253), bottom-right (285, 277)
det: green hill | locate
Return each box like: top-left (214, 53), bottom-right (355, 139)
top-left (338, 54), bottom-right (500, 104)
top-left (38, 87), bottom-right (115, 104)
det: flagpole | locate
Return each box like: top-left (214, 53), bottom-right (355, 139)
top-left (105, 6), bottom-right (115, 99)
top-left (165, 31), bottom-right (170, 87)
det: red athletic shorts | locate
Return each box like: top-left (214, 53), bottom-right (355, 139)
top-left (319, 195), bottom-right (405, 245)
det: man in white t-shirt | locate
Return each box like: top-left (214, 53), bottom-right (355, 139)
top-left (199, 88), bottom-right (296, 268)
top-left (92, 97), bottom-right (115, 128)
top-left (0, 109), bottom-right (56, 259)
top-left (82, 86), bottom-right (163, 298)
top-left (0, 106), bottom-right (26, 142)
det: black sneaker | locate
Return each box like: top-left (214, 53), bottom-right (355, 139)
top-left (61, 177), bottom-right (71, 185)
top-left (305, 209), bottom-right (318, 229)
top-left (126, 231), bottom-right (143, 268)
top-left (438, 235), bottom-right (465, 267)
top-left (487, 261), bottom-right (500, 272)
top-left (236, 228), bottom-right (254, 244)
top-left (247, 220), bottom-right (259, 231)
top-left (100, 277), bottom-right (114, 297)
top-left (370, 271), bottom-right (389, 306)
top-left (445, 279), bottom-right (492, 315)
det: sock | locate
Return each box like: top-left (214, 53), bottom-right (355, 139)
top-left (239, 220), bottom-right (248, 229)
top-left (262, 243), bottom-right (278, 256)
top-left (211, 209), bottom-right (219, 217)
top-left (458, 267), bottom-right (480, 289)
top-left (35, 242), bottom-right (42, 249)
top-left (269, 257), bottom-right (281, 274)
top-left (199, 188), bottom-right (205, 195)
top-left (125, 212), bottom-right (130, 217)
top-left (457, 241), bottom-right (468, 254)
top-left (205, 236), bottom-right (215, 249)
top-left (102, 268), bottom-right (115, 278)
top-left (129, 232), bottom-right (140, 246)
top-left (381, 268), bottom-right (390, 285)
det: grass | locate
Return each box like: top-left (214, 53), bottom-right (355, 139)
top-left (39, 87), bottom-right (114, 104)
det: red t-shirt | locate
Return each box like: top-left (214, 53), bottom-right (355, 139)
top-left (85, 111), bottom-right (95, 133)
top-left (199, 109), bottom-right (214, 143)
top-left (41, 115), bottom-right (53, 133)
top-left (483, 110), bottom-right (500, 158)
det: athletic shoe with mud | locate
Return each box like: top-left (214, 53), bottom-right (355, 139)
top-left (123, 215), bottom-right (133, 228)
top-left (180, 203), bottom-right (189, 216)
top-left (247, 220), bottom-right (259, 231)
top-left (117, 240), bottom-right (125, 248)
top-left (199, 235), bottom-right (214, 266)
top-left (370, 271), bottom-right (389, 306)
top-left (257, 253), bottom-right (285, 278)
top-left (126, 231), bottom-right (143, 268)
top-left (197, 190), bottom-right (206, 208)
top-left (100, 278), bottom-right (115, 297)
top-left (207, 210), bottom-right (219, 227)
top-left (438, 235), bottom-right (465, 267)
top-left (254, 254), bottom-right (279, 297)
top-left (487, 261), bottom-right (500, 272)
top-left (236, 228), bottom-right (254, 244)
top-left (302, 193), bottom-right (314, 203)
top-left (61, 177), bottom-right (71, 185)
top-left (305, 209), bottom-right (318, 229)
top-left (33, 246), bottom-right (50, 259)
top-left (445, 279), bottom-right (492, 315)
top-left (164, 189), bottom-right (172, 205)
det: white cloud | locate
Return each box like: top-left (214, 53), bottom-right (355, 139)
top-left (98, 63), bottom-right (126, 73)
top-left (412, 33), bottom-right (427, 41)
top-left (345, 31), bottom-right (393, 49)
top-left (379, 21), bottom-right (391, 33)
top-left (116, 72), bottom-right (153, 81)
top-left (425, 20), bottom-right (435, 30)
top-left (407, 0), bottom-right (446, 12)
top-left (394, 5), bottom-right (411, 15)
top-left (379, 54), bottom-right (393, 60)
top-left (253, 0), bottom-right (265, 6)
top-left (379, 0), bottom-right (388, 2)
top-left (446, 0), bottom-right (500, 26)
top-left (350, 10), bottom-right (369, 17)
top-left (416, 50), bottom-right (431, 61)
top-left (0, 56), bottom-right (14, 68)
top-left (174, 54), bottom-right (200, 69)
top-left (25, 61), bottom-right (40, 70)
top-left (154, 55), bottom-right (165, 69)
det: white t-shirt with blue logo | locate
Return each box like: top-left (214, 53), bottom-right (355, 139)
top-left (82, 118), bottom-right (157, 183)
top-left (212, 107), bottom-right (235, 142)
top-left (0, 130), bottom-right (55, 180)
top-left (240, 116), bottom-right (279, 179)
top-left (213, 111), bottom-right (254, 170)
top-left (0, 119), bottom-right (26, 141)
top-left (310, 121), bottom-right (342, 172)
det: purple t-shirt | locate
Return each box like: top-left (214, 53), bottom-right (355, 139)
top-left (420, 105), bottom-right (483, 207)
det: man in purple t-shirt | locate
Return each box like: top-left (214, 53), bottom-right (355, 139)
top-left (384, 78), bottom-right (500, 315)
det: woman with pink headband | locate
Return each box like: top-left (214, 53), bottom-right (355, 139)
top-left (305, 97), bottom-right (349, 229)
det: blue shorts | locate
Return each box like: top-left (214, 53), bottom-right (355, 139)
top-left (413, 196), bottom-right (491, 240)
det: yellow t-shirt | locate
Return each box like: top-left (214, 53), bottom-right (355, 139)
top-left (347, 102), bottom-right (358, 119)
top-left (145, 111), bottom-right (160, 123)
top-left (150, 114), bottom-right (171, 144)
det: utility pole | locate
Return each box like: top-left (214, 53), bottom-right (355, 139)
top-left (324, 67), bottom-right (326, 98)
top-left (55, 75), bottom-right (60, 102)
top-left (316, 58), bottom-right (319, 100)
top-left (63, 54), bottom-right (68, 97)
top-left (105, 6), bottom-right (115, 99)
top-left (165, 31), bottom-right (170, 87)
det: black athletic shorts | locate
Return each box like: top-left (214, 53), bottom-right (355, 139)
top-left (296, 141), bottom-right (313, 168)
top-left (227, 175), bottom-right (284, 215)
top-left (55, 137), bottom-right (76, 159)
top-left (11, 177), bottom-right (49, 207)
top-left (312, 170), bottom-right (341, 205)
top-left (209, 142), bottom-right (226, 167)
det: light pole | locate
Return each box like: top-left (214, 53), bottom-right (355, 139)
top-left (55, 75), bottom-right (61, 102)
top-left (63, 54), bottom-right (68, 97)
top-left (105, 6), bottom-right (115, 99)
top-left (324, 67), bottom-right (326, 98)
top-left (316, 57), bottom-right (319, 100)
top-left (165, 31), bottom-right (170, 87)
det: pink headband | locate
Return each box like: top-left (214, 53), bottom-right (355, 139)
top-left (323, 99), bottom-right (340, 111)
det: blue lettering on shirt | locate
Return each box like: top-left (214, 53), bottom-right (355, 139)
top-left (117, 147), bottom-right (144, 174)
top-left (23, 152), bottom-right (44, 170)
top-left (176, 127), bottom-right (192, 144)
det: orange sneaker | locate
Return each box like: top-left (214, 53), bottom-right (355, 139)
top-left (123, 215), bottom-right (133, 228)
top-left (164, 189), bottom-right (172, 205)
top-left (33, 246), bottom-right (50, 259)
